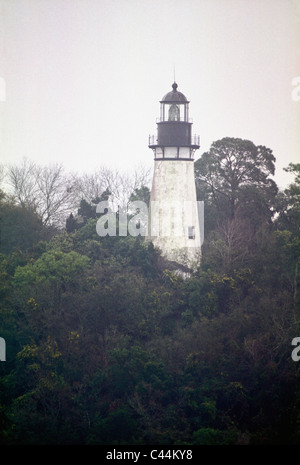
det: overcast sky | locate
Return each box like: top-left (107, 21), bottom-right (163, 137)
top-left (0, 0), bottom-right (299, 189)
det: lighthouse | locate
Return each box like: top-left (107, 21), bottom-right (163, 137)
top-left (147, 82), bottom-right (203, 269)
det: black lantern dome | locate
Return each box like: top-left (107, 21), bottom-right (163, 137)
top-left (161, 82), bottom-right (189, 103)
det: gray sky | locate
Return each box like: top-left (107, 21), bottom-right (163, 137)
top-left (0, 0), bottom-right (299, 189)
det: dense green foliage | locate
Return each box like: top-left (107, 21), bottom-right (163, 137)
top-left (0, 139), bottom-right (300, 445)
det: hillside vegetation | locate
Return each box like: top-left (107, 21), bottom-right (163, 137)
top-left (0, 138), bottom-right (300, 445)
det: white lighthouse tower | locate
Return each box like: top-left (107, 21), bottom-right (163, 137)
top-left (148, 82), bottom-right (203, 269)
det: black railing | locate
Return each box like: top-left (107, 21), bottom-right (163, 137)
top-left (192, 134), bottom-right (200, 146)
top-left (149, 135), bottom-right (156, 146)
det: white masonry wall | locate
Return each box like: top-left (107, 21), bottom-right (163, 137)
top-left (148, 159), bottom-right (202, 268)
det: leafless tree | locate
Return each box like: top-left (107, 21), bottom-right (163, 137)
top-left (34, 163), bottom-right (77, 226)
top-left (5, 158), bottom-right (151, 228)
top-left (6, 158), bottom-right (76, 227)
top-left (74, 164), bottom-right (152, 211)
top-left (71, 168), bottom-right (108, 205)
top-left (211, 215), bottom-right (254, 272)
top-left (7, 158), bottom-right (39, 208)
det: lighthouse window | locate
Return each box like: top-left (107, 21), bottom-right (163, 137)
top-left (168, 104), bottom-right (180, 121)
top-left (188, 226), bottom-right (195, 240)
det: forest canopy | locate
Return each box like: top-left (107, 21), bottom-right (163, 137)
top-left (0, 137), bottom-right (300, 445)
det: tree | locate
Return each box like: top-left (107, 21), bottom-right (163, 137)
top-left (195, 138), bottom-right (277, 221)
top-left (129, 185), bottom-right (150, 206)
top-left (0, 194), bottom-right (45, 255)
top-left (275, 163), bottom-right (300, 233)
top-left (65, 212), bottom-right (78, 234)
top-left (6, 158), bottom-right (38, 208)
top-left (34, 163), bottom-right (77, 226)
top-left (73, 166), bottom-right (151, 212)
top-left (72, 169), bottom-right (109, 206)
top-left (6, 159), bottom-right (76, 228)
top-left (201, 216), bottom-right (254, 273)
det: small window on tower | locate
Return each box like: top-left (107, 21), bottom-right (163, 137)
top-left (188, 226), bottom-right (195, 240)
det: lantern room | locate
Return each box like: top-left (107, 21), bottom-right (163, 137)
top-left (159, 82), bottom-right (189, 122)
